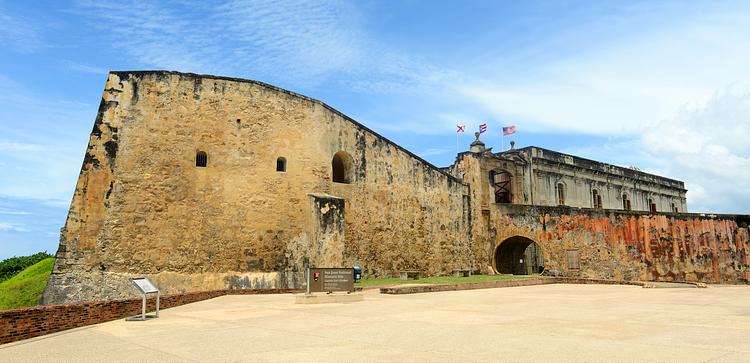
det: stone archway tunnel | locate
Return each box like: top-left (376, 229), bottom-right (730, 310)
top-left (494, 236), bottom-right (544, 275)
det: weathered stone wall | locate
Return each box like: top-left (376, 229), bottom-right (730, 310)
top-left (44, 70), bottom-right (749, 304)
top-left (450, 147), bottom-right (733, 281)
top-left (489, 205), bottom-right (750, 284)
top-left (44, 71), bottom-right (471, 304)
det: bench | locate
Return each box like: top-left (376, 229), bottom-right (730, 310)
top-left (452, 269), bottom-right (471, 277)
top-left (399, 271), bottom-right (421, 280)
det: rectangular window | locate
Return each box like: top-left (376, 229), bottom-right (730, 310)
top-left (592, 190), bottom-right (603, 209)
top-left (566, 250), bottom-right (581, 270)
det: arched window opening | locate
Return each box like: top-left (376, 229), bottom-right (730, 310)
top-left (332, 151), bottom-right (353, 184)
top-left (592, 190), bottom-right (603, 209)
top-left (490, 169), bottom-right (512, 203)
top-left (276, 157), bottom-right (287, 172)
top-left (196, 151), bottom-right (208, 167)
top-left (671, 203), bottom-right (678, 213)
top-left (648, 198), bottom-right (657, 213)
top-left (623, 194), bottom-right (631, 211)
top-left (556, 183), bottom-right (566, 206)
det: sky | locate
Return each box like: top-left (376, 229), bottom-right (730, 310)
top-left (1, 0), bottom-right (749, 259)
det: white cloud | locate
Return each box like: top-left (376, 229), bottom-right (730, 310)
top-left (558, 138), bottom-right (648, 169)
top-left (457, 7), bottom-right (750, 136)
top-left (60, 61), bottom-right (109, 75)
top-left (417, 148), bottom-right (451, 157)
top-left (73, 0), bottom-right (450, 92)
top-left (0, 7), bottom-right (44, 53)
top-left (0, 222), bottom-right (29, 233)
top-left (0, 141), bottom-right (43, 152)
top-left (443, 5), bottom-right (750, 214)
top-left (215, 0), bottom-right (365, 81)
top-left (641, 89), bottom-right (750, 213)
top-left (0, 73), bottom-right (92, 202)
top-left (0, 208), bottom-right (30, 216)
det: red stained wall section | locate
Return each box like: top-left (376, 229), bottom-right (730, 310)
top-left (496, 205), bottom-right (750, 284)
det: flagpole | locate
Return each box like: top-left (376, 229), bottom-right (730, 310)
top-left (456, 131), bottom-right (459, 155)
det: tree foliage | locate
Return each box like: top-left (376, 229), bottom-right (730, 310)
top-left (0, 252), bottom-right (54, 283)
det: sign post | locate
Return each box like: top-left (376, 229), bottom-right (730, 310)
top-left (126, 277), bottom-right (160, 321)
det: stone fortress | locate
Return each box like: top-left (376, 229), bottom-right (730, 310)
top-left (42, 71), bottom-right (749, 304)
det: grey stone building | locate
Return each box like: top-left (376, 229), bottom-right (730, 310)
top-left (461, 134), bottom-right (687, 213)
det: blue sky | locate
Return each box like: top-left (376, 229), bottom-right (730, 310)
top-left (2, 0), bottom-right (750, 259)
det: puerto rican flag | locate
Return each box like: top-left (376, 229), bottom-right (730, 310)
top-left (479, 123), bottom-right (487, 134)
top-left (456, 124), bottom-right (466, 133)
top-left (502, 125), bottom-right (517, 136)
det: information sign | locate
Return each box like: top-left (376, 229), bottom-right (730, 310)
top-left (126, 277), bottom-right (160, 321)
top-left (307, 268), bottom-right (354, 293)
top-left (131, 278), bottom-right (158, 294)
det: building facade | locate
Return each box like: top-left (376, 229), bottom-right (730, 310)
top-left (42, 71), bottom-right (749, 304)
top-left (453, 137), bottom-right (687, 213)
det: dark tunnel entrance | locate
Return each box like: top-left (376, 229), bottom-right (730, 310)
top-left (494, 236), bottom-right (544, 275)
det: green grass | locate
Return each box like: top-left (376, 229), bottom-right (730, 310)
top-left (0, 257), bottom-right (55, 310)
top-left (355, 274), bottom-right (539, 287)
top-left (0, 251), bottom-right (53, 283)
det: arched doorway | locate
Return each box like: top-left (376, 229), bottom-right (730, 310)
top-left (494, 236), bottom-right (544, 275)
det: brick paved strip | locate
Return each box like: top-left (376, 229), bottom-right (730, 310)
top-left (379, 278), bottom-right (557, 294)
top-left (378, 277), bottom-right (658, 295)
top-left (550, 277), bottom-right (647, 286)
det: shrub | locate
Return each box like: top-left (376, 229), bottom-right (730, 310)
top-left (0, 252), bottom-right (54, 283)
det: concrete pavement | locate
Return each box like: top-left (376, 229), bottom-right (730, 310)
top-left (1, 284), bottom-right (749, 362)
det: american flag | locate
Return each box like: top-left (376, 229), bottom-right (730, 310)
top-left (502, 125), bottom-right (516, 136)
top-left (479, 123), bottom-right (487, 134)
top-left (456, 124), bottom-right (465, 133)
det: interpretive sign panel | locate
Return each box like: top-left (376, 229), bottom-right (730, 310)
top-left (131, 278), bottom-right (158, 294)
top-left (307, 268), bottom-right (354, 293)
top-left (127, 278), bottom-right (160, 321)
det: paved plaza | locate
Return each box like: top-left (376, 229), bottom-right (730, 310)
top-left (2, 284), bottom-right (749, 362)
